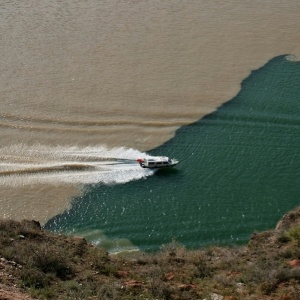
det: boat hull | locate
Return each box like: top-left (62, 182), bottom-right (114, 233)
top-left (140, 164), bottom-right (178, 169)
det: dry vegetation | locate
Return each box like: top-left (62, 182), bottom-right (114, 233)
top-left (1, 207), bottom-right (300, 300)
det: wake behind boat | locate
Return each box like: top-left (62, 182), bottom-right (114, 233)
top-left (137, 156), bottom-right (179, 168)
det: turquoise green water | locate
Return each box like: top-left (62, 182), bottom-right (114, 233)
top-left (45, 56), bottom-right (300, 252)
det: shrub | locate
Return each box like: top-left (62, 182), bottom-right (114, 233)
top-left (88, 248), bottom-right (116, 276)
top-left (241, 259), bottom-right (278, 285)
top-left (277, 232), bottom-right (291, 244)
top-left (260, 279), bottom-right (278, 295)
top-left (194, 256), bottom-right (213, 278)
top-left (276, 268), bottom-right (300, 283)
top-left (73, 238), bottom-right (88, 257)
top-left (29, 287), bottom-right (56, 299)
top-left (161, 239), bottom-right (185, 258)
top-left (30, 245), bottom-right (74, 279)
top-left (96, 282), bottom-right (119, 300)
top-left (286, 226), bottom-right (300, 246)
top-left (20, 268), bottom-right (53, 288)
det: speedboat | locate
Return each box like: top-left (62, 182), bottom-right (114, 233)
top-left (137, 156), bottom-right (179, 168)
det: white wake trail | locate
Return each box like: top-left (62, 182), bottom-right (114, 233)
top-left (0, 145), bottom-right (154, 186)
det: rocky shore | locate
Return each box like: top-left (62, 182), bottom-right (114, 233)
top-left (0, 207), bottom-right (300, 300)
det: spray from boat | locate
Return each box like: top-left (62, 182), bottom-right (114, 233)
top-left (0, 144), bottom-right (155, 186)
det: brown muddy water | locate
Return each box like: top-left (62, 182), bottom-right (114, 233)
top-left (0, 0), bottom-right (299, 223)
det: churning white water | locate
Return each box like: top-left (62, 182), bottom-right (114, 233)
top-left (0, 144), bottom-right (154, 186)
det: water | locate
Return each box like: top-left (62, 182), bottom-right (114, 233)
top-left (0, 0), bottom-right (299, 251)
top-left (45, 56), bottom-right (300, 252)
top-left (0, 145), bottom-right (153, 186)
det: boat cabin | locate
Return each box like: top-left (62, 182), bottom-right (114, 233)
top-left (137, 156), bottom-right (178, 168)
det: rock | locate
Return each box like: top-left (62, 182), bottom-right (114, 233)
top-left (210, 293), bottom-right (223, 300)
top-left (275, 207), bottom-right (300, 231)
top-left (288, 259), bottom-right (300, 267)
top-left (178, 284), bottom-right (196, 290)
top-left (164, 272), bottom-right (175, 281)
top-left (124, 280), bottom-right (144, 288)
top-left (7, 261), bottom-right (17, 267)
top-left (236, 282), bottom-right (245, 294)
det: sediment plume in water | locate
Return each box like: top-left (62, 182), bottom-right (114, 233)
top-left (0, 0), bottom-right (300, 223)
top-left (0, 1), bottom-right (299, 151)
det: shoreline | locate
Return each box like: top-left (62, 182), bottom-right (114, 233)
top-left (0, 54), bottom-right (299, 225)
top-left (1, 206), bottom-right (300, 299)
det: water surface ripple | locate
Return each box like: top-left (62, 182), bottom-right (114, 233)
top-left (45, 56), bottom-right (300, 252)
